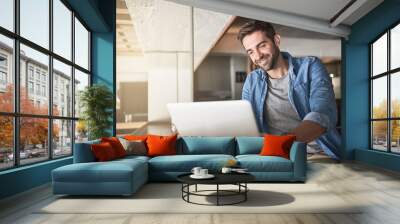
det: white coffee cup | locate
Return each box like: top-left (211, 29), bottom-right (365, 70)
top-left (200, 169), bottom-right (208, 176)
top-left (191, 167), bottom-right (202, 176)
top-left (221, 167), bottom-right (232, 174)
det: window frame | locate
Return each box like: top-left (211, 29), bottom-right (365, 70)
top-left (0, 0), bottom-right (92, 171)
top-left (370, 20), bottom-right (400, 154)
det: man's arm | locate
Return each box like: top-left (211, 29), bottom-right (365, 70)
top-left (291, 120), bottom-right (326, 143)
top-left (290, 58), bottom-right (337, 142)
top-left (242, 74), bottom-right (251, 101)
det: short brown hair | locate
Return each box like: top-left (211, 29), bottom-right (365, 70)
top-left (237, 20), bottom-right (276, 43)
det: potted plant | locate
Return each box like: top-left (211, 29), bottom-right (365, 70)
top-left (79, 84), bottom-right (114, 140)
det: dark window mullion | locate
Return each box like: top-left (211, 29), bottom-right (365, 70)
top-left (13, 0), bottom-right (20, 167)
top-left (370, 45), bottom-right (373, 149)
top-left (371, 67), bottom-right (400, 78)
top-left (88, 30), bottom-right (91, 74)
top-left (388, 30), bottom-right (391, 152)
top-left (74, 64), bottom-right (90, 74)
top-left (49, 0), bottom-right (54, 160)
top-left (71, 10), bottom-right (76, 154)
top-left (372, 118), bottom-right (399, 121)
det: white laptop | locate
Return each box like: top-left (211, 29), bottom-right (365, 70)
top-left (167, 100), bottom-right (260, 137)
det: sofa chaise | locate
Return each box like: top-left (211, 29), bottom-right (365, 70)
top-left (52, 136), bottom-right (306, 196)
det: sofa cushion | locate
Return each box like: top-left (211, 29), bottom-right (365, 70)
top-left (119, 138), bottom-right (147, 156)
top-left (178, 137), bottom-right (235, 155)
top-left (236, 137), bottom-right (263, 155)
top-left (148, 154), bottom-right (235, 172)
top-left (124, 135), bottom-right (148, 142)
top-left (101, 137), bottom-right (127, 158)
top-left (260, 134), bottom-right (296, 159)
top-left (53, 159), bottom-right (147, 183)
top-left (236, 155), bottom-right (293, 172)
top-left (73, 140), bottom-right (100, 163)
top-left (91, 142), bottom-right (118, 161)
top-left (147, 134), bottom-right (178, 157)
top-left (115, 155), bottom-right (150, 163)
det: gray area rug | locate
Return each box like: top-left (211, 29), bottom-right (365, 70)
top-left (38, 183), bottom-right (361, 214)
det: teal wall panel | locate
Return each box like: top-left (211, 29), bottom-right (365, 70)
top-left (0, 158), bottom-right (72, 199)
top-left (91, 0), bottom-right (116, 135)
top-left (343, 44), bottom-right (369, 159)
top-left (355, 148), bottom-right (400, 172)
top-left (65, 0), bottom-right (110, 32)
top-left (344, 0), bottom-right (400, 170)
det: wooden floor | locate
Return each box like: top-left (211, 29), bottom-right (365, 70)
top-left (1, 123), bottom-right (400, 224)
top-left (0, 155), bottom-right (400, 224)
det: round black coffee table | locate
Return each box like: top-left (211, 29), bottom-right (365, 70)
top-left (177, 173), bottom-right (255, 206)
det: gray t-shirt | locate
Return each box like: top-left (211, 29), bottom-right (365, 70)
top-left (264, 73), bottom-right (323, 154)
top-left (264, 74), bottom-right (301, 135)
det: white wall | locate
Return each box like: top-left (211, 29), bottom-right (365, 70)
top-left (125, 0), bottom-right (232, 121)
top-left (177, 52), bottom-right (192, 103)
top-left (117, 55), bottom-right (148, 82)
top-left (146, 53), bottom-right (178, 121)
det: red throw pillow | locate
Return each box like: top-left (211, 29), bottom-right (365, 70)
top-left (146, 134), bottom-right (177, 157)
top-left (101, 137), bottom-right (127, 158)
top-left (259, 134), bottom-right (296, 159)
top-left (91, 142), bottom-right (117, 161)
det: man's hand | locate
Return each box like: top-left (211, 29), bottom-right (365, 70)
top-left (290, 120), bottom-right (326, 143)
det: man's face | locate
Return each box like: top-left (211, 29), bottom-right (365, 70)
top-left (242, 31), bottom-right (280, 71)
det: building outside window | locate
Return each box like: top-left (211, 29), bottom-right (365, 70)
top-left (35, 70), bottom-right (40, 81)
top-left (0, 54), bottom-right (7, 89)
top-left (41, 85), bottom-right (46, 97)
top-left (35, 83), bottom-right (40, 95)
top-left (0, 71), bottom-right (6, 84)
top-left (41, 73), bottom-right (46, 83)
top-left (28, 66), bottom-right (34, 80)
top-left (28, 81), bottom-right (34, 94)
top-left (0, 54), bottom-right (7, 67)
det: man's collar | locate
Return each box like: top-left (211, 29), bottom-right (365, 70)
top-left (259, 51), bottom-right (294, 80)
top-left (281, 51), bottom-right (295, 76)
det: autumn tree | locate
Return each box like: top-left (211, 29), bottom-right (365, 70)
top-left (372, 99), bottom-right (400, 143)
top-left (0, 84), bottom-right (59, 152)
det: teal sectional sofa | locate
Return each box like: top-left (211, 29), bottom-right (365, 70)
top-left (52, 137), bottom-right (306, 196)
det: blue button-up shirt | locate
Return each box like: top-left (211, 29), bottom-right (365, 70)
top-left (242, 52), bottom-right (341, 160)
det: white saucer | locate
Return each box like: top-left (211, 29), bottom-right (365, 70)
top-left (190, 174), bottom-right (215, 179)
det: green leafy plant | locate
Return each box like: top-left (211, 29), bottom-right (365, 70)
top-left (79, 84), bottom-right (114, 140)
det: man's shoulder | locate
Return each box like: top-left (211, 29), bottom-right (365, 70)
top-left (247, 68), bottom-right (264, 81)
top-left (292, 55), bottom-right (321, 67)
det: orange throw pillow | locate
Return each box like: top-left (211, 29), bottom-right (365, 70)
top-left (146, 134), bottom-right (177, 157)
top-left (124, 135), bottom-right (148, 142)
top-left (91, 142), bottom-right (117, 161)
top-left (259, 134), bottom-right (296, 159)
top-left (101, 137), bottom-right (127, 158)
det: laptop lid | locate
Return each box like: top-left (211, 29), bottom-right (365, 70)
top-left (167, 100), bottom-right (260, 137)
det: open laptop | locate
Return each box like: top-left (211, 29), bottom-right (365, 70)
top-left (167, 100), bottom-right (260, 137)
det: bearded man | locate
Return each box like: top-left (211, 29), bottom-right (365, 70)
top-left (239, 20), bottom-right (341, 160)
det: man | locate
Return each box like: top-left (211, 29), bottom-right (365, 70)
top-left (238, 20), bottom-right (341, 160)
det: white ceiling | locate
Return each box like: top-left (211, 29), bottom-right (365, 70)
top-left (226, 0), bottom-right (352, 23)
top-left (166, 0), bottom-right (384, 37)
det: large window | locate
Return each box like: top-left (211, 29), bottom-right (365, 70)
top-left (0, 0), bottom-right (91, 170)
top-left (371, 23), bottom-right (400, 153)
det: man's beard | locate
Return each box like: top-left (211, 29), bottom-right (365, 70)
top-left (255, 47), bottom-right (280, 72)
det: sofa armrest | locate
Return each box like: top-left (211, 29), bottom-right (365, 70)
top-left (73, 140), bottom-right (100, 163)
top-left (289, 141), bottom-right (307, 181)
